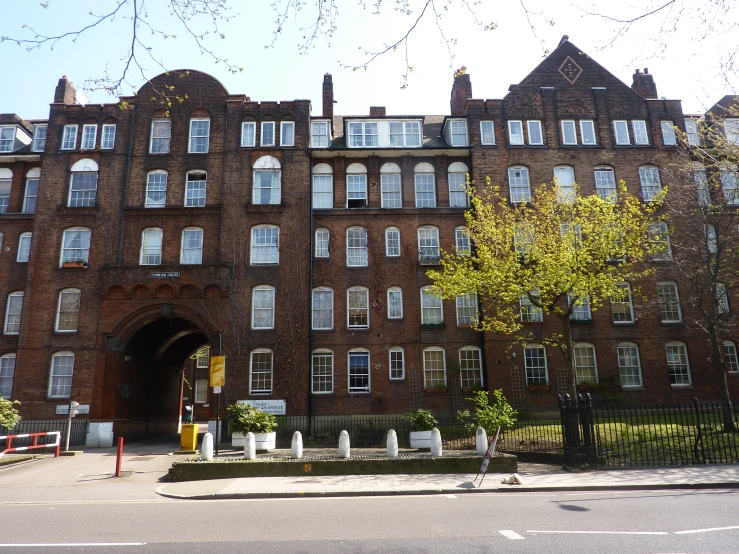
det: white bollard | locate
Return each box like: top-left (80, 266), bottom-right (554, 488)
top-left (291, 431), bottom-right (304, 459)
top-left (244, 432), bottom-right (256, 460)
top-left (476, 426), bottom-right (488, 456)
top-left (200, 432), bottom-right (214, 461)
top-left (338, 430), bottom-right (351, 458)
top-left (430, 427), bottom-right (442, 457)
top-left (386, 429), bottom-right (399, 458)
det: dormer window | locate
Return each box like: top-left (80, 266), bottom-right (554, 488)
top-left (0, 127), bottom-right (15, 152)
top-left (32, 125), bottom-right (48, 152)
top-left (389, 121), bottom-right (421, 147)
top-left (348, 122), bottom-right (378, 147)
top-left (311, 121), bottom-right (330, 148)
top-left (448, 120), bottom-right (468, 146)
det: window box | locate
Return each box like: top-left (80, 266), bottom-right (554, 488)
top-left (527, 384), bottom-right (550, 392)
top-left (578, 383), bottom-right (599, 391)
top-left (61, 260), bottom-right (87, 269)
top-left (570, 319), bottom-right (593, 325)
top-left (421, 323), bottom-right (445, 329)
top-left (425, 386), bottom-right (447, 394)
top-left (419, 257), bottom-right (440, 266)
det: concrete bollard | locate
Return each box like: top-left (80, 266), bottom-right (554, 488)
top-left (338, 430), bottom-right (351, 458)
top-left (291, 431), bottom-right (304, 459)
top-left (244, 432), bottom-right (256, 460)
top-left (476, 426), bottom-right (488, 456)
top-left (386, 429), bottom-right (399, 458)
top-left (200, 432), bottom-right (214, 461)
top-left (430, 427), bottom-right (442, 457)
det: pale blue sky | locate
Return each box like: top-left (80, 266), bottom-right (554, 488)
top-left (0, 0), bottom-right (735, 120)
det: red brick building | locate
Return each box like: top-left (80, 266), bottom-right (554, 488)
top-left (1, 38), bottom-right (737, 443)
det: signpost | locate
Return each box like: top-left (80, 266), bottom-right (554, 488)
top-left (210, 349), bottom-right (225, 456)
top-left (474, 426), bottom-right (501, 487)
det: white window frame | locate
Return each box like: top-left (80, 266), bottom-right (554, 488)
top-left (251, 286), bottom-right (276, 330)
top-left (649, 222), bottom-right (672, 261)
top-left (188, 118), bottom-right (210, 154)
top-left (241, 122), bottom-right (256, 147)
top-left (32, 124), bottom-right (48, 152)
top-left (385, 227), bottom-right (401, 257)
top-left (280, 121), bottom-right (295, 147)
top-left (0, 353), bottom-right (15, 399)
top-left (560, 120), bottom-right (577, 145)
top-left (527, 120), bottom-right (544, 145)
top-left (55, 289), bottom-right (81, 333)
top-left (554, 165), bottom-right (576, 203)
top-left (617, 342), bottom-right (643, 388)
top-left (455, 226), bottom-right (471, 256)
top-left (716, 282), bottom-right (730, 315)
top-left (632, 120), bottom-right (649, 145)
top-left (725, 119), bottom-right (739, 146)
top-left (312, 287), bottom-right (334, 330)
top-left (81, 124), bottom-right (97, 150)
top-left (459, 346), bottom-right (483, 389)
top-left (311, 121), bottom-right (330, 148)
top-left (574, 342), bottom-right (598, 384)
top-left (346, 226), bottom-right (368, 267)
top-left (685, 119), bottom-right (700, 147)
top-left (524, 344), bottom-right (549, 385)
top-left (101, 124), bottom-right (116, 150)
top-left (389, 347), bottom-right (405, 380)
top-left (594, 166), bottom-right (617, 202)
top-left (456, 293), bottom-right (478, 326)
top-left (381, 172), bottom-right (402, 209)
top-left (389, 121), bottom-right (422, 147)
top-left (140, 227), bottom-right (163, 265)
top-left (508, 120), bottom-right (524, 145)
top-left (520, 294), bottom-right (543, 323)
top-left (661, 121), bottom-right (676, 146)
top-left (315, 228), bottom-right (330, 258)
top-left (347, 287), bottom-right (370, 329)
top-left (639, 166), bottom-right (662, 202)
top-left (417, 226), bottom-right (440, 261)
top-left (449, 120), bottom-right (468, 146)
top-left (185, 171), bottom-right (207, 207)
top-left (261, 121), bottom-right (276, 147)
top-left (250, 225), bottom-right (280, 265)
top-left (60, 227), bottom-right (91, 267)
top-left (347, 122), bottom-right (378, 148)
top-left (253, 166), bottom-right (281, 205)
top-left (348, 349), bottom-right (371, 393)
top-left (480, 121), bottom-right (495, 145)
top-left (145, 170), bottom-right (168, 208)
top-left (312, 165), bottom-right (333, 209)
top-left (48, 352), bottom-right (74, 398)
top-left (448, 169), bottom-right (469, 208)
top-left (196, 348), bottom-right (209, 369)
top-left (706, 223), bottom-right (718, 254)
top-left (61, 124), bottom-right (77, 150)
top-left (423, 347), bottom-right (446, 388)
top-left (23, 173), bottom-right (39, 214)
top-left (666, 341), bottom-right (692, 386)
top-left (17, 232), bottom-right (31, 263)
top-left (346, 173), bottom-right (368, 208)
top-left (721, 170), bottom-right (739, 206)
top-left (387, 287), bottom-right (403, 319)
top-left (508, 166), bottom-right (531, 203)
top-left (312, 349), bottom-right (334, 393)
top-left (194, 379), bottom-right (208, 403)
top-left (611, 282), bottom-right (635, 324)
top-left (4, 292), bottom-right (24, 335)
top-left (724, 341), bottom-right (739, 373)
top-left (150, 119), bottom-right (171, 154)
top-left (421, 286), bottom-right (444, 325)
top-left (657, 281), bottom-right (682, 323)
top-left (249, 349), bottom-right (274, 395)
top-left (569, 294), bottom-right (592, 321)
top-left (0, 126), bottom-right (14, 153)
top-left (414, 172), bottom-right (436, 208)
top-left (68, 159), bottom-right (99, 208)
top-left (580, 120), bottom-right (596, 145)
top-left (613, 120), bottom-right (630, 145)
top-left (180, 227), bottom-right (204, 265)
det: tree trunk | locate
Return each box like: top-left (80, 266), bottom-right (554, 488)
top-left (562, 317), bottom-right (577, 399)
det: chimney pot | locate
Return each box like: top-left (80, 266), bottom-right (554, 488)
top-left (631, 68), bottom-right (658, 99)
top-left (54, 75), bottom-right (77, 104)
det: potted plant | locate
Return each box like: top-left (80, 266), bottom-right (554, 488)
top-left (425, 382), bottom-right (447, 393)
top-left (578, 380), bottom-right (600, 391)
top-left (61, 259), bottom-right (87, 268)
top-left (226, 403), bottom-right (278, 451)
top-left (404, 408), bottom-right (438, 449)
top-left (527, 379), bottom-right (550, 392)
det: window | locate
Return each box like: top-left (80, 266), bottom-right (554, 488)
top-left (385, 227), bottom-right (400, 257)
top-left (448, 162), bottom-right (470, 207)
top-left (280, 121), bottom-right (295, 147)
top-left (140, 228), bottom-right (163, 265)
top-left (527, 120), bottom-right (543, 145)
top-left (81, 124), bottom-right (97, 150)
top-left (23, 169), bottom-right (40, 214)
top-left (513, 222), bottom-right (534, 256)
top-left (312, 350), bottom-right (334, 393)
top-left (721, 170), bottom-right (739, 205)
top-left (423, 347), bottom-right (446, 388)
top-left (315, 228), bottom-right (329, 258)
top-left (61, 124), bottom-right (77, 150)
top-left (725, 119), bottom-right (739, 146)
top-left (346, 164), bottom-right (368, 208)
top-left (60, 227), bottom-right (91, 266)
top-left (685, 119), bottom-right (700, 146)
top-left (347, 287), bottom-right (369, 328)
top-left (569, 294), bottom-right (592, 321)
top-left (657, 282), bottom-right (682, 323)
top-left (561, 120), bottom-right (577, 145)
top-left (716, 282), bottom-right (730, 314)
top-left (580, 120), bottom-right (596, 145)
top-left (249, 349), bottom-right (273, 394)
top-left (252, 286), bottom-right (275, 329)
top-left (387, 287), bottom-right (403, 319)
top-left (508, 166), bottom-right (531, 203)
top-left (724, 341), bottom-right (739, 373)
top-left (661, 121), bottom-right (676, 146)
top-left (520, 294), bottom-right (543, 323)
top-left (381, 164), bottom-right (402, 208)
top-left (49, 352), bottom-right (74, 398)
top-left (194, 379), bottom-right (208, 403)
top-left (611, 282), bottom-right (634, 323)
top-left (594, 167), bottom-right (617, 202)
top-left (459, 347), bottom-right (483, 389)
top-left (196, 348), bottom-right (209, 369)
top-left (632, 120), bottom-right (649, 145)
top-left (32, 124), bottom-right (47, 152)
top-left (418, 226), bottom-right (440, 261)
top-left (480, 121), bottom-right (495, 145)
top-left (312, 288), bottom-right (334, 330)
top-left (449, 120), bottom-right (468, 146)
top-left (414, 164), bottom-right (436, 208)
top-left (695, 164), bottom-right (710, 206)
top-left (312, 164), bottom-right (333, 209)
top-left (253, 156), bottom-right (281, 205)
top-left (250, 225), bottom-right (279, 265)
top-left (4, 292), bottom-right (23, 335)
top-left (455, 226), bottom-right (471, 255)
top-left (456, 294), bottom-right (478, 326)
top-left (389, 121), bottom-right (421, 146)
top-left (639, 166), bottom-right (662, 201)
top-left (101, 124), bottom-right (116, 149)
top-left (421, 286), bottom-right (443, 325)
top-left (311, 121), bottom-right (330, 148)
top-left (150, 120), bottom-right (171, 153)
top-left (524, 344), bottom-right (548, 385)
top-left (189, 118), bottom-right (210, 153)
top-left (185, 172), bottom-right (206, 207)
top-left (389, 347), bottom-right (405, 380)
top-left (241, 122), bottom-right (256, 147)
top-left (346, 226), bottom-right (368, 267)
top-left (554, 166), bottom-right (575, 203)
top-left (617, 343), bottom-right (643, 387)
top-left (574, 343), bottom-right (598, 383)
top-left (68, 158), bottom-right (99, 207)
top-left (17, 233), bottom-right (31, 262)
top-left (508, 120), bottom-right (524, 145)
top-left (348, 349), bottom-right (370, 392)
top-left (56, 289), bottom-right (81, 332)
top-left (0, 354), bottom-right (15, 399)
top-left (0, 127), bottom-right (14, 152)
top-left (348, 122), bottom-right (378, 147)
top-left (613, 120), bottom-right (629, 145)
top-left (145, 171), bottom-right (168, 208)
top-left (256, 121), bottom-right (272, 147)
top-left (705, 223), bottom-right (718, 254)
top-left (0, 170), bottom-right (8, 214)
top-left (666, 342), bottom-right (691, 386)
top-left (180, 227), bottom-right (203, 264)
top-left (649, 222), bottom-right (672, 260)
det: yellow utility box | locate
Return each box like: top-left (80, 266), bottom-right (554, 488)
top-left (180, 424), bottom-right (199, 450)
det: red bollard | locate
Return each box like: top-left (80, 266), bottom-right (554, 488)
top-left (115, 437), bottom-right (124, 477)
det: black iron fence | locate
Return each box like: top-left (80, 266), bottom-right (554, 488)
top-left (0, 419), bottom-right (89, 448)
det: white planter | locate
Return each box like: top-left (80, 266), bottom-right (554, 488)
top-left (232, 431), bottom-right (276, 451)
top-left (410, 430), bottom-right (433, 449)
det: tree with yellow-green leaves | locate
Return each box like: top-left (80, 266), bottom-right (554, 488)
top-left (428, 179), bottom-right (663, 398)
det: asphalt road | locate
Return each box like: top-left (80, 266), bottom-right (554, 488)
top-left (0, 489), bottom-right (738, 553)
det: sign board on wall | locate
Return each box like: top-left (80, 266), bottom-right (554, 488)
top-left (150, 272), bottom-right (180, 278)
top-left (237, 399), bottom-right (286, 415)
top-left (209, 356), bottom-right (226, 387)
top-left (56, 404), bottom-right (90, 415)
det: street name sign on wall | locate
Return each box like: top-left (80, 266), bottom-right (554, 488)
top-left (150, 272), bottom-right (180, 278)
top-left (209, 356), bottom-right (226, 387)
top-left (237, 399), bottom-right (286, 415)
top-left (56, 404), bottom-right (90, 415)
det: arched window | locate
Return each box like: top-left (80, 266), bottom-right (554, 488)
top-left (23, 167), bottom-right (40, 214)
top-left (346, 163), bottom-right (367, 208)
top-left (380, 162), bottom-right (402, 208)
top-left (49, 351), bottom-right (74, 398)
top-left (573, 342), bottom-right (598, 384)
top-left (140, 228), bottom-right (163, 265)
top-left (315, 228), bottom-right (330, 258)
top-left (68, 158), bottom-right (98, 207)
top-left (249, 349), bottom-right (273, 394)
top-left (417, 225), bottom-right (439, 261)
top-left (448, 162), bottom-right (469, 207)
top-left (459, 346), bottom-right (483, 389)
top-left (594, 166), bottom-right (617, 201)
top-left (611, 282), bottom-right (634, 324)
top-left (387, 287), bottom-right (403, 319)
top-left (456, 293), bottom-right (478, 326)
top-left (524, 343), bottom-right (548, 385)
top-left (312, 163), bottom-right (333, 209)
top-left (385, 226), bottom-right (400, 257)
top-left (0, 168), bottom-right (11, 214)
top-left (639, 165), bottom-right (662, 201)
top-left (423, 347), bottom-right (446, 388)
top-left (666, 341), bottom-right (691, 386)
top-left (389, 346), bottom-right (405, 380)
top-left (180, 227), bottom-right (203, 265)
top-left (657, 281), bottom-right (682, 323)
top-left (250, 225), bottom-right (279, 265)
top-left (252, 286), bottom-right (275, 330)
top-left (455, 226), bottom-right (470, 255)
top-left (60, 227), bottom-right (91, 267)
top-left (17, 232), bottom-right (31, 262)
top-left (4, 292), bottom-right (24, 334)
top-left (347, 287), bottom-right (369, 329)
top-left (617, 342), bottom-right (642, 388)
top-left (346, 226), bottom-right (368, 267)
top-left (312, 349), bottom-right (334, 393)
top-left (312, 287), bottom-right (334, 330)
top-left (348, 348), bottom-right (371, 392)
top-left (56, 288), bottom-right (81, 332)
top-left (508, 166), bottom-right (531, 203)
top-left (420, 286), bottom-right (443, 325)
top-left (253, 156), bottom-right (281, 205)
top-left (553, 165), bottom-right (575, 203)
top-left (0, 353), bottom-right (15, 399)
top-left (185, 170), bottom-right (206, 207)
top-left (189, 117), bottom-right (210, 153)
top-left (414, 162), bottom-right (436, 208)
top-left (723, 340), bottom-right (739, 373)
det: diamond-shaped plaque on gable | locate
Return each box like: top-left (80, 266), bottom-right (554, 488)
top-left (558, 56), bottom-right (583, 85)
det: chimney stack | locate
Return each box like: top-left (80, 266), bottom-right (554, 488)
top-left (369, 106), bottom-right (386, 117)
top-left (322, 73), bottom-right (334, 119)
top-left (631, 68), bottom-right (658, 100)
top-left (54, 75), bottom-right (77, 104)
top-left (450, 67), bottom-right (472, 116)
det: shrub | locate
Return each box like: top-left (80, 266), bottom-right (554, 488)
top-left (226, 403), bottom-right (277, 434)
top-left (403, 408), bottom-right (438, 431)
top-left (457, 389), bottom-right (517, 436)
top-left (0, 399), bottom-right (21, 430)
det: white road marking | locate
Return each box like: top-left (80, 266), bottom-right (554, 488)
top-left (499, 530), bottom-right (525, 540)
top-left (0, 543), bottom-right (146, 547)
top-left (675, 525), bottom-right (739, 534)
top-left (445, 494), bottom-right (457, 499)
top-left (528, 530), bottom-right (668, 535)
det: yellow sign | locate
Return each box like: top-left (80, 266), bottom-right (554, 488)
top-left (209, 356), bottom-right (226, 387)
